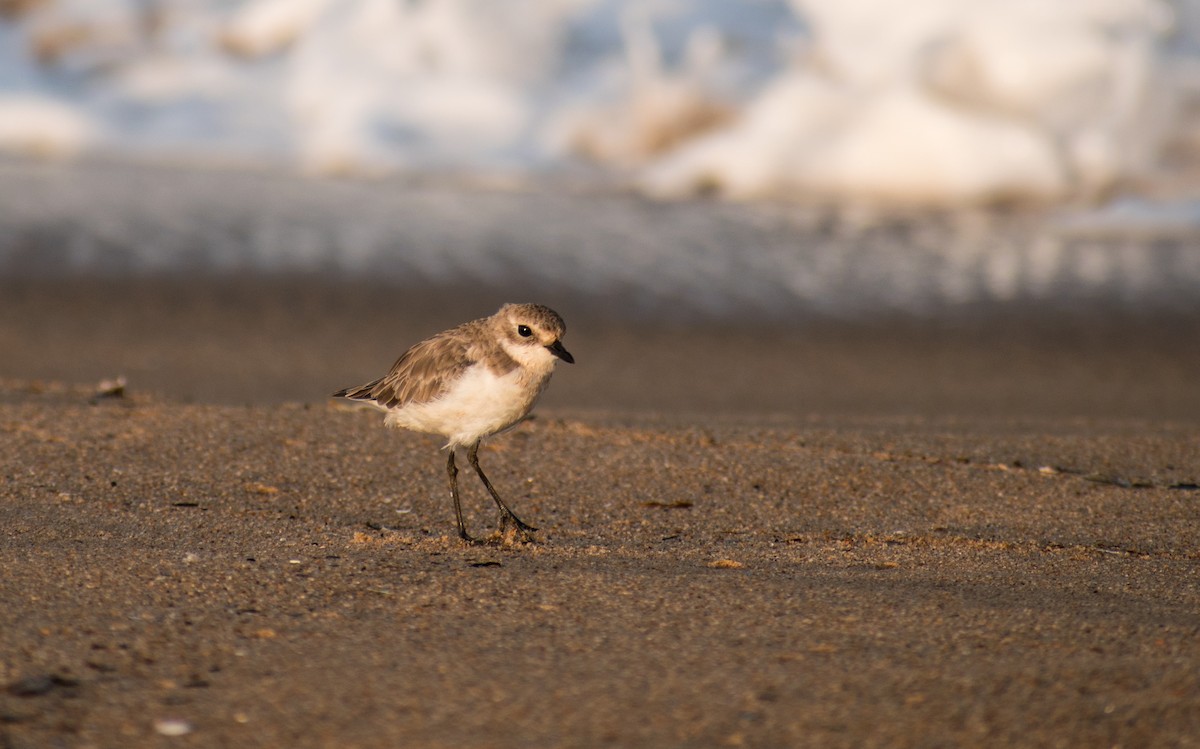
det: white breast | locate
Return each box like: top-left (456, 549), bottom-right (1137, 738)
top-left (384, 362), bottom-right (550, 447)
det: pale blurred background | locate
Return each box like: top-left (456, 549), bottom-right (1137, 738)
top-left (1, 0), bottom-right (1199, 418)
top-left (4, 0), bottom-right (1200, 198)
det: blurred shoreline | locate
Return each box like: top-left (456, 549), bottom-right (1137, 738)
top-left (1, 157), bottom-right (1198, 421)
top-left (2, 158), bottom-right (1199, 324)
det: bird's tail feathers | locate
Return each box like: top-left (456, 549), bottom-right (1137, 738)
top-left (331, 379), bottom-right (382, 401)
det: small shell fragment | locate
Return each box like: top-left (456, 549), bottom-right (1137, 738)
top-left (154, 718), bottom-right (193, 736)
top-left (707, 559), bottom-right (744, 569)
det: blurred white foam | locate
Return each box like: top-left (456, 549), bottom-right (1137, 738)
top-left (643, 0), bottom-right (1176, 204)
top-left (0, 95), bottom-right (93, 157)
top-left (0, 0), bottom-right (1194, 204)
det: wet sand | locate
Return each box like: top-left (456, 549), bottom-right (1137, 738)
top-left (2, 278), bottom-right (1199, 747)
top-left (4, 276), bottom-right (1200, 421)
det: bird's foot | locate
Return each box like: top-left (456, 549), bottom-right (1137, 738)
top-left (456, 517), bottom-right (538, 546)
top-left (469, 515), bottom-right (535, 546)
top-left (499, 511), bottom-right (537, 534)
top-left (457, 528), bottom-right (489, 546)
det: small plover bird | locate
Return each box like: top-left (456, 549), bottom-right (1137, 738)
top-left (333, 303), bottom-right (573, 543)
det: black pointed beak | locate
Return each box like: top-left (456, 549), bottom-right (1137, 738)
top-left (547, 340), bottom-right (574, 364)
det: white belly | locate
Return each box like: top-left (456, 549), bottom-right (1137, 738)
top-left (384, 363), bottom-right (547, 447)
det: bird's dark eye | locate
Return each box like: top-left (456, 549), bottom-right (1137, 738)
top-left (517, 325), bottom-right (532, 338)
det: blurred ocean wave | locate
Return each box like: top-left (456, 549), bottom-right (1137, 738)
top-left (3, 1), bottom-right (1198, 322)
top-left (0, 0), bottom-right (1198, 205)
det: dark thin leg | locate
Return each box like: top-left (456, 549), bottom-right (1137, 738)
top-left (446, 449), bottom-right (478, 543)
top-left (467, 441), bottom-right (537, 534)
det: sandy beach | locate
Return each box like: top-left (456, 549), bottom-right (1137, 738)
top-left (1, 1), bottom-right (1199, 737)
top-left (2, 277), bottom-right (1199, 748)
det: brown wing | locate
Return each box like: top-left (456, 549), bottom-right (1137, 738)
top-left (332, 321), bottom-right (480, 409)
